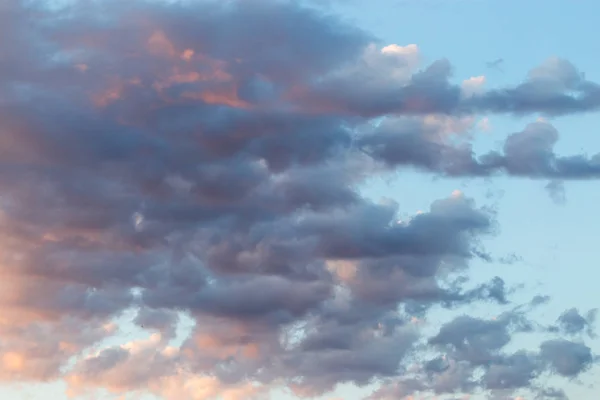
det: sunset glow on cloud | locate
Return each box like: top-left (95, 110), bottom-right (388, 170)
top-left (0, 0), bottom-right (599, 399)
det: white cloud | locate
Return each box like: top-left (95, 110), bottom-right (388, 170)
top-left (461, 75), bottom-right (486, 97)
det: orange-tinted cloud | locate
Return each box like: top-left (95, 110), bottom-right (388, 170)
top-left (0, 1), bottom-right (598, 400)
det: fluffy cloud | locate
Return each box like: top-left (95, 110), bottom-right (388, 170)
top-left (359, 119), bottom-right (600, 178)
top-left (0, 0), bottom-right (597, 399)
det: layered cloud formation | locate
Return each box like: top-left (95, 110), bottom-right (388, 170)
top-left (0, 0), bottom-right (598, 399)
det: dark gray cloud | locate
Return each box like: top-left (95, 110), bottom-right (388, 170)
top-left (359, 119), bottom-right (600, 180)
top-left (539, 339), bottom-right (594, 377)
top-left (482, 351), bottom-right (540, 390)
top-left (549, 308), bottom-right (598, 338)
top-left (371, 312), bottom-right (596, 399)
top-left (0, 0), bottom-right (596, 399)
top-left (536, 387), bottom-right (569, 400)
top-left (428, 313), bottom-right (529, 365)
top-left (297, 56), bottom-right (600, 117)
top-left (133, 307), bottom-right (180, 339)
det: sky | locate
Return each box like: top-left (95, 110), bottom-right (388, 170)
top-left (0, 0), bottom-right (599, 399)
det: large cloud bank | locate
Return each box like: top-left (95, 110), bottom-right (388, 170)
top-left (0, 0), bottom-right (597, 399)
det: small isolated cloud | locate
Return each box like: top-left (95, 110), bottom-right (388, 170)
top-left (545, 180), bottom-right (566, 205)
top-left (486, 58), bottom-right (505, 71)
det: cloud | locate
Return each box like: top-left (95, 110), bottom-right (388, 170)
top-left (295, 53), bottom-right (600, 117)
top-left (545, 180), bottom-right (566, 204)
top-left (486, 58), bottom-right (505, 71)
top-left (549, 308), bottom-right (598, 338)
top-left (0, 0), bottom-right (596, 399)
top-left (360, 119), bottom-right (600, 180)
top-left (462, 75), bottom-right (486, 98)
top-left (539, 339), bottom-right (594, 377)
top-left (428, 312), bottom-right (531, 365)
top-left (66, 333), bottom-right (267, 400)
top-left (371, 313), bottom-right (595, 399)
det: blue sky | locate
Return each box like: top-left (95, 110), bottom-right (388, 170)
top-left (1, 0), bottom-right (599, 399)
top-left (347, 1), bottom-right (600, 398)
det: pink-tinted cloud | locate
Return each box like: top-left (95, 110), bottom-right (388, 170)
top-left (0, 1), bottom-right (597, 399)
